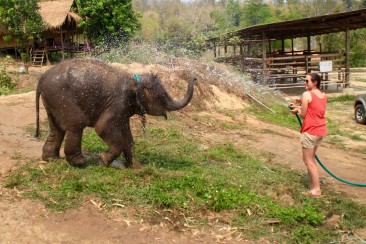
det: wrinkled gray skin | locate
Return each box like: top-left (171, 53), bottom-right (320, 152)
top-left (35, 59), bottom-right (195, 168)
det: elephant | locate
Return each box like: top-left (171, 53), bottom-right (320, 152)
top-left (35, 58), bottom-right (195, 168)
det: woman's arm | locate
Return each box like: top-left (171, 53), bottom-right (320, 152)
top-left (290, 92), bottom-right (311, 118)
top-left (298, 92), bottom-right (311, 118)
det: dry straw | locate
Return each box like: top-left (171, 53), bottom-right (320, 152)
top-left (38, 0), bottom-right (82, 30)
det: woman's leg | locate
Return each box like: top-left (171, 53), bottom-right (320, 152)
top-left (302, 147), bottom-right (321, 195)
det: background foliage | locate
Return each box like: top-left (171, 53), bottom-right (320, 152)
top-left (0, 0), bottom-right (45, 67)
top-left (132, 0), bottom-right (366, 65)
top-left (1, 0), bottom-right (366, 64)
top-left (75, 0), bottom-right (141, 46)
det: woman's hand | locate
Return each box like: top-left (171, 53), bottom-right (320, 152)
top-left (290, 108), bottom-right (299, 114)
top-left (289, 103), bottom-right (300, 114)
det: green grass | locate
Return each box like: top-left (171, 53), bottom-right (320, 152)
top-left (249, 102), bottom-right (300, 130)
top-left (5, 125), bottom-right (366, 243)
top-left (354, 77), bottom-right (366, 83)
top-left (327, 94), bottom-right (355, 103)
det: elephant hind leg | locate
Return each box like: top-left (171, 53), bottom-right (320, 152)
top-left (64, 129), bottom-right (87, 166)
top-left (42, 115), bottom-right (65, 162)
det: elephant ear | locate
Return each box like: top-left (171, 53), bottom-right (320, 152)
top-left (135, 75), bottom-right (148, 115)
top-left (135, 73), bottom-right (160, 104)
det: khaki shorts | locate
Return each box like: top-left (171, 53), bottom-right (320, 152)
top-left (300, 132), bottom-right (324, 148)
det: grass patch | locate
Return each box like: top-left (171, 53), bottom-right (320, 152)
top-left (327, 94), bottom-right (355, 103)
top-left (5, 125), bottom-right (366, 243)
top-left (354, 77), bottom-right (366, 83)
top-left (249, 102), bottom-right (299, 130)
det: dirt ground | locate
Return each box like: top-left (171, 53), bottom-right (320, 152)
top-left (1, 62), bottom-right (366, 243)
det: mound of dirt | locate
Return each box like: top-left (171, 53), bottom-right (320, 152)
top-left (111, 60), bottom-right (251, 111)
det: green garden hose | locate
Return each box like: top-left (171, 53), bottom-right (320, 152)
top-left (289, 106), bottom-right (366, 187)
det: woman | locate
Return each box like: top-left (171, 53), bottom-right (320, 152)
top-left (290, 73), bottom-right (327, 196)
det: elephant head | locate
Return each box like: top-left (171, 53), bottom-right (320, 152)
top-left (135, 74), bottom-right (195, 118)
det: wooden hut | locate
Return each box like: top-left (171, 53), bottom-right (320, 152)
top-left (0, 0), bottom-right (83, 66)
top-left (35, 0), bottom-right (83, 65)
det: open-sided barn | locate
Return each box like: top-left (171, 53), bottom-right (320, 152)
top-left (210, 9), bottom-right (366, 90)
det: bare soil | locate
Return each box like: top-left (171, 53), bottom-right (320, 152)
top-left (1, 62), bottom-right (366, 243)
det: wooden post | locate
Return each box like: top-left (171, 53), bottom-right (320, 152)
top-left (268, 39), bottom-right (272, 55)
top-left (345, 27), bottom-right (350, 87)
top-left (305, 54), bottom-right (309, 74)
top-left (262, 31), bottom-right (267, 84)
top-left (306, 33), bottom-right (311, 73)
top-left (60, 28), bottom-right (65, 60)
top-left (44, 40), bottom-right (51, 65)
top-left (281, 37), bottom-right (285, 54)
top-left (214, 42), bottom-right (217, 58)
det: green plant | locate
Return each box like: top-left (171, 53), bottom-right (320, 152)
top-left (0, 57), bottom-right (16, 95)
top-left (293, 225), bottom-right (316, 243)
top-left (75, 0), bottom-right (140, 46)
top-left (0, 0), bottom-right (45, 71)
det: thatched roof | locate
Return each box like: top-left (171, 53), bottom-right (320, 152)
top-left (38, 0), bottom-right (82, 30)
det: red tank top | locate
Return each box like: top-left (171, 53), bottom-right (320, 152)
top-left (300, 91), bottom-right (327, 136)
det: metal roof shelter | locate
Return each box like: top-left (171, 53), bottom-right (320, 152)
top-left (226, 8), bottom-right (366, 40)
top-left (211, 8), bottom-right (366, 89)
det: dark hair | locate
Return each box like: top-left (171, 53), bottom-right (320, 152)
top-left (307, 73), bottom-right (321, 89)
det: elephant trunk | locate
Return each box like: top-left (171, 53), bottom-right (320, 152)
top-left (165, 77), bottom-right (195, 111)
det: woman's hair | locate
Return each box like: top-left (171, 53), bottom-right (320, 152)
top-left (307, 73), bottom-right (321, 89)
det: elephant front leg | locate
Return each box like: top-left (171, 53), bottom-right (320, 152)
top-left (42, 116), bottom-right (65, 162)
top-left (64, 130), bottom-right (87, 166)
top-left (99, 148), bottom-right (123, 167)
top-left (96, 117), bottom-right (139, 168)
top-left (122, 145), bottom-right (141, 169)
top-left (99, 144), bottom-right (141, 169)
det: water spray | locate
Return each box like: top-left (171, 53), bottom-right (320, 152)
top-left (245, 92), bottom-right (275, 113)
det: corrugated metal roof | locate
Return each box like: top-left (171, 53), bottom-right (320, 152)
top-left (213, 9), bottom-right (366, 43)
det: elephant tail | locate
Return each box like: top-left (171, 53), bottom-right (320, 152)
top-left (35, 81), bottom-right (41, 138)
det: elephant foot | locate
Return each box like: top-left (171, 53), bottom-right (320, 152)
top-left (67, 153), bottom-right (87, 166)
top-left (100, 152), bottom-right (113, 167)
top-left (42, 153), bottom-right (60, 162)
top-left (124, 159), bottom-right (142, 169)
top-left (99, 159), bottom-right (125, 169)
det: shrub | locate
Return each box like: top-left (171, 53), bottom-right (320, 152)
top-left (0, 57), bottom-right (16, 95)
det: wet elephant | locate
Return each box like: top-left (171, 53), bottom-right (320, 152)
top-left (35, 58), bottom-right (195, 168)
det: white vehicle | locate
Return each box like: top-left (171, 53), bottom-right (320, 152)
top-left (354, 94), bottom-right (366, 124)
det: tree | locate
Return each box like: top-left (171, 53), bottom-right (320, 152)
top-left (0, 0), bottom-right (45, 72)
top-left (139, 10), bottom-right (161, 44)
top-left (242, 0), bottom-right (277, 26)
top-left (75, 0), bottom-right (141, 46)
top-left (226, 0), bottom-right (241, 27)
top-left (210, 0), bottom-right (242, 31)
